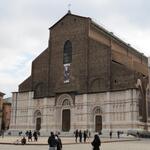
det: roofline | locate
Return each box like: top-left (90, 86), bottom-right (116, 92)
top-left (49, 12), bottom-right (90, 30)
top-left (3, 102), bottom-right (11, 105)
top-left (0, 92), bottom-right (5, 96)
top-left (48, 12), bottom-right (147, 59)
top-left (91, 20), bottom-right (147, 59)
top-left (32, 48), bottom-right (49, 63)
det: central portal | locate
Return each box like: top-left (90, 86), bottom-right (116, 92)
top-left (62, 109), bottom-right (70, 132)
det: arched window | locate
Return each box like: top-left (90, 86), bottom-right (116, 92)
top-left (63, 40), bottom-right (72, 64)
top-left (34, 82), bottom-right (46, 98)
top-left (33, 110), bottom-right (41, 123)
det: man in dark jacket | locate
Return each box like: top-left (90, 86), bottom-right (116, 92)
top-left (75, 129), bottom-right (79, 143)
top-left (79, 130), bottom-right (82, 143)
top-left (48, 132), bottom-right (58, 150)
top-left (28, 130), bottom-right (32, 142)
top-left (33, 131), bottom-right (38, 141)
top-left (83, 131), bottom-right (87, 143)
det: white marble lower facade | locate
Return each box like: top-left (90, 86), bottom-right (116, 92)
top-left (10, 89), bottom-right (150, 136)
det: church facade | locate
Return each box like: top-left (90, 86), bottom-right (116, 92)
top-left (10, 13), bottom-right (150, 136)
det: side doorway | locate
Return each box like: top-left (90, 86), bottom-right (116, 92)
top-left (34, 110), bottom-right (42, 132)
top-left (36, 117), bottom-right (41, 131)
top-left (62, 109), bottom-right (70, 132)
top-left (95, 115), bottom-right (102, 133)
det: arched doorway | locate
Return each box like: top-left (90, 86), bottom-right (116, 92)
top-left (34, 110), bottom-right (42, 131)
top-left (36, 117), bottom-right (41, 131)
top-left (56, 94), bottom-right (73, 132)
top-left (62, 109), bottom-right (70, 131)
top-left (93, 106), bottom-right (102, 133)
top-left (61, 99), bottom-right (71, 131)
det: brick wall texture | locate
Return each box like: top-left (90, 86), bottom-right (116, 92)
top-left (19, 13), bottom-right (148, 98)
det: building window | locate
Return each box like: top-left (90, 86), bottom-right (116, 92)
top-left (34, 82), bottom-right (46, 98)
top-left (63, 40), bottom-right (72, 64)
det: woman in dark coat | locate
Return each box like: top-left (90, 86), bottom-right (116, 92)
top-left (91, 134), bottom-right (101, 150)
top-left (55, 135), bottom-right (62, 150)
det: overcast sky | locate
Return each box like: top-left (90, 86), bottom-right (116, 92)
top-left (1, 0), bottom-right (150, 97)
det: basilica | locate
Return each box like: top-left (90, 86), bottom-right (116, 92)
top-left (10, 12), bottom-right (150, 136)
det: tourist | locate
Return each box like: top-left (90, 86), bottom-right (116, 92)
top-left (86, 130), bottom-right (91, 141)
top-left (91, 134), bottom-right (101, 150)
top-left (110, 130), bottom-right (112, 139)
top-left (137, 131), bottom-right (140, 138)
top-left (83, 130), bottom-right (87, 143)
top-left (74, 129), bottom-right (79, 143)
top-left (79, 130), bottom-right (82, 143)
top-left (19, 131), bottom-right (22, 136)
top-left (33, 130), bottom-right (38, 141)
top-left (117, 131), bottom-right (120, 139)
top-left (48, 132), bottom-right (58, 150)
top-left (28, 130), bottom-right (32, 142)
top-left (55, 134), bottom-right (62, 150)
top-left (1, 130), bottom-right (4, 138)
top-left (21, 136), bottom-right (26, 145)
top-left (25, 130), bottom-right (29, 137)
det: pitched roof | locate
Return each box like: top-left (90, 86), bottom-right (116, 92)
top-left (91, 20), bottom-right (147, 58)
top-left (49, 12), bottom-right (147, 59)
top-left (0, 91), bottom-right (5, 96)
top-left (49, 12), bottom-right (90, 30)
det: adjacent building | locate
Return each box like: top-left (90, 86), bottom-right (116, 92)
top-left (10, 12), bottom-right (150, 136)
top-left (0, 92), bottom-right (5, 130)
top-left (148, 57), bottom-right (150, 122)
top-left (1, 98), bottom-right (11, 130)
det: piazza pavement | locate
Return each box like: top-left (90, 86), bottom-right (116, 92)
top-left (0, 134), bottom-right (150, 150)
top-left (0, 139), bottom-right (150, 150)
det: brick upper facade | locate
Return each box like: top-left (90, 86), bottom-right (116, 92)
top-left (19, 13), bottom-right (148, 98)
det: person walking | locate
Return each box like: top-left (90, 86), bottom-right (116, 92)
top-left (75, 129), bottom-right (79, 143)
top-left (55, 134), bottom-right (62, 150)
top-left (91, 134), bottom-right (101, 150)
top-left (1, 130), bottom-right (4, 138)
top-left (79, 130), bottom-right (82, 143)
top-left (48, 132), bottom-right (58, 150)
top-left (21, 136), bottom-right (26, 145)
top-left (33, 130), bottom-right (38, 141)
top-left (83, 130), bottom-right (87, 143)
top-left (110, 130), bottom-right (112, 139)
top-left (117, 131), bottom-right (120, 139)
top-left (28, 130), bottom-right (32, 142)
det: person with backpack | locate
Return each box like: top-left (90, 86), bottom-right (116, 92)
top-left (48, 132), bottom-right (58, 150)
